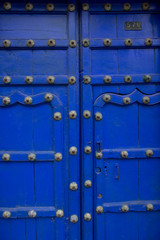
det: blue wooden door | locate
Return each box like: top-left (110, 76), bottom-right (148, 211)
top-left (0, 1), bottom-right (80, 240)
top-left (81, 1), bottom-right (160, 240)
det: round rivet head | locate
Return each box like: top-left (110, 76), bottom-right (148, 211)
top-left (69, 147), bottom-right (77, 155)
top-left (46, 3), bottom-right (55, 11)
top-left (103, 38), bottom-right (111, 47)
top-left (3, 97), bottom-right (10, 106)
top-left (142, 96), bottom-right (150, 104)
top-left (124, 75), bottom-right (132, 83)
top-left (24, 96), bottom-right (32, 105)
top-left (142, 2), bottom-right (150, 10)
top-left (121, 205), bottom-right (129, 212)
top-left (121, 151), bottom-right (128, 158)
top-left (70, 215), bottom-right (78, 223)
top-left (48, 39), bottom-right (56, 47)
top-left (144, 75), bottom-right (151, 82)
top-left (69, 40), bottom-right (76, 48)
top-left (56, 210), bottom-right (64, 218)
top-left (3, 76), bottom-right (11, 84)
top-left (96, 151), bottom-right (103, 159)
top-left (45, 93), bottom-right (53, 102)
top-left (27, 39), bottom-right (34, 47)
top-left (84, 146), bottom-right (91, 154)
top-left (2, 153), bottom-right (10, 161)
top-left (104, 3), bottom-right (112, 11)
top-left (28, 153), bottom-right (36, 161)
top-left (145, 38), bottom-right (152, 46)
top-left (3, 2), bottom-right (11, 10)
top-left (68, 4), bottom-right (75, 12)
top-left (83, 76), bottom-right (91, 84)
top-left (69, 111), bottom-right (77, 119)
top-left (84, 213), bottom-right (91, 221)
top-left (146, 203), bottom-right (153, 211)
top-left (104, 76), bottom-right (112, 84)
top-left (146, 149), bottom-right (153, 157)
top-left (82, 3), bottom-right (89, 11)
top-left (54, 112), bottom-right (62, 121)
top-left (123, 97), bottom-right (131, 105)
top-left (25, 76), bottom-right (33, 84)
top-left (83, 110), bottom-right (91, 119)
top-left (103, 94), bottom-right (111, 102)
top-left (55, 153), bottom-right (63, 162)
top-left (47, 76), bottom-right (55, 84)
top-left (95, 112), bottom-right (103, 121)
top-left (69, 76), bottom-right (76, 85)
top-left (3, 40), bottom-right (11, 48)
top-left (123, 3), bottom-right (131, 11)
top-left (25, 3), bottom-right (34, 11)
top-left (84, 180), bottom-right (92, 188)
top-left (69, 182), bottom-right (78, 191)
top-left (125, 38), bottom-right (132, 46)
top-left (3, 211), bottom-right (11, 218)
top-left (96, 206), bottom-right (103, 214)
top-left (28, 210), bottom-right (37, 218)
top-left (82, 39), bottom-right (90, 47)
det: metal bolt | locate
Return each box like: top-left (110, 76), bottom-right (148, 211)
top-left (103, 94), bottom-right (111, 102)
top-left (24, 96), bottom-right (32, 105)
top-left (27, 39), bottom-right (34, 47)
top-left (2, 153), bottom-right (10, 161)
top-left (123, 97), bottom-right (131, 105)
top-left (84, 213), bottom-right (91, 221)
top-left (123, 3), bottom-right (131, 11)
top-left (28, 153), bottom-right (36, 161)
top-left (103, 38), bottom-right (111, 47)
top-left (142, 2), bottom-right (150, 10)
top-left (25, 76), bottom-right (33, 84)
top-left (125, 38), bottom-right (132, 46)
top-left (146, 149), bottom-right (153, 157)
top-left (104, 76), bottom-right (112, 84)
top-left (69, 40), bottom-right (77, 48)
top-left (48, 39), bottom-right (56, 47)
top-left (83, 76), bottom-right (91, 84)
top-left (25, 3), bottom-right (34, 11)
top-left (69, 146), bottom-right (77, 155)
top-left (68, 76), bottom-right (76, 85)
top-left (83, 110), bottom-right (91, 119)
top-left (3, 76), bottom-right (11, 84)
top-left (121, 151), bottom-right (128, 158)
top-left (3, 2), bottom-right (11, 10)
top-left (121, 205), bottom-right (129, 212)
top-left (142, 96), bottom-right (150, 104)
top-left (56, 209), bottom-right (64, 218)
top-left (84, 180), bottom-right (92, 188)
top-left (144, 75), bottom-right (151, 82)
top-left (28, 210), bottom-right (37, 218)
top-left (84, 146), bottom-right (91, 154)
top-left (3, 40), bottom-right (11, 48)
top-left (124, 75), bottom-right (132, 83)
top-left (82, 39), bottom-right (90, 47)
top-left (69, 111), bottom-right (77, 119)
top-left (96, 151), bottom-right (103, 159)
top-left (68, 4), bottom-right (75, 12)
top-left (95, 112), bottom-right (103, 121)
top-left (104, 3), bottom-right (112, 11)
top-left (3, 211), bottom-right (11, 218)
top-left (70, 215), bottom-right (78, 223)
top-left (146, 203), bottom-right (153, 211)
top-left (3, 97), bottom-right (10, 105)
top-left (45, 93), bottom-right (53, 102)
top-left (69, 182), bottom-right (78, 191)
top-left (47, 76), bottom-right (55, 84)
top-left (96, 206), bottom-right (103, 214)
top-left (54, 112), bottom-right (62, 121)
top-left (55, 153), bottom-right (63, 161)
top-left (46, 3), bottom-right (55, 11)
top-left (82, 3), bottom-right (89, 11)
top-left (145, 38), bottom-right (152, 46)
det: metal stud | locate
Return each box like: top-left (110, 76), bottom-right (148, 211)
top-left (69, 40), bottom-right (76, 48)
top-left (145, 38), bottom-right (152, 46)
top-left (83, 110), bottom-right (91, 119)
top-left (48, 39), bottom-right (56, 47)
top-left (103, 38), bottom-right (111, 47)
top-left (47, 76), bottom-right (55, 84)
top-left (142, 2), bottom-right (150, 11)
top-left (25, 76), bottom-right (33, 84)
top-left (82, 39), bottom-right (90, 47)
top-left (27, 39), bottom-right (34, 47)
top-left (3, 2), bottom-right (11, 10)
top-left (146, 149), bottom-right (153, 157)
top-left (68, 76), bottom-right (76, 85)
top-left (28, 210), bottom-right (37, 218)
top-left (3, 76), bottom-right (11, 84)
top-left (46, 3), bottom-right (55, 11)
top-left (144, 75), bottom-right (151, 82)
top-left (96, 151), bottom-right (103, 159)
top-left (121, 151), bottom-right (128, 158)
top-left (104, 3), bottom-right (112, 11)
top-left (56, 210), bottom-right (64, 218)
top-left (69, 182), bottom-right (78, 191)
top-left (54, 112), bottom-right (62, 121)
top-left (123, 97), bottom-right (131, 105)
top-left (24, 96), bottom-right (32, 105)
top-left (84, 213), bottom-right (91, 221)
top-left (84, 180), bottom-right (92, 188)
top-left (69, 111), bottom-right (77, 119)
top-left (142, 96), bottom-right (150, 104)
top-left (84, 146), bottom-right (91, 154)
top-left (2, 153), bottom-right (10, 161)
top-left (83, 76), bottom-right (91, 84)
top-left (45, 93), bottom-right (53, 102)
top-left (124, 75), bottom-right (132, 83)
top-left (96, 206), bottom-right (103, 214)
top-left (103, 94), bottom-right (111, 102)
top-left (69, 146), bottom-right (77, 155)
top-left (121, 205), bottom-right (129, 212)
top-left (104, 76), bottom-right (112, 84)
top-left (125, 38), bottom-right (132, 46)
top-left (68, 4), bottom-right (75, 12)
top-left (95, 112), bottom-right (103, 121)
top-left (3, 211), bottom-right (11, 218)
top-left (25, 3), bottom-right (34, 11)
top-left (3, 40), bottom-right (11, 48)
top-left (146, 203), bottom-right (153, 211)
top-left (82, 3), bottom-right (89, 11)
top-left (55, 153), bottom-right (63, 161)
top-left (28, 153), bottom-right (36, 161)
top-left (3, 97), bottom-right (10, 105)
top-left (70, 215), bottom-right (78, 223)
top-left (123, 3), bottom-right (131, 11)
